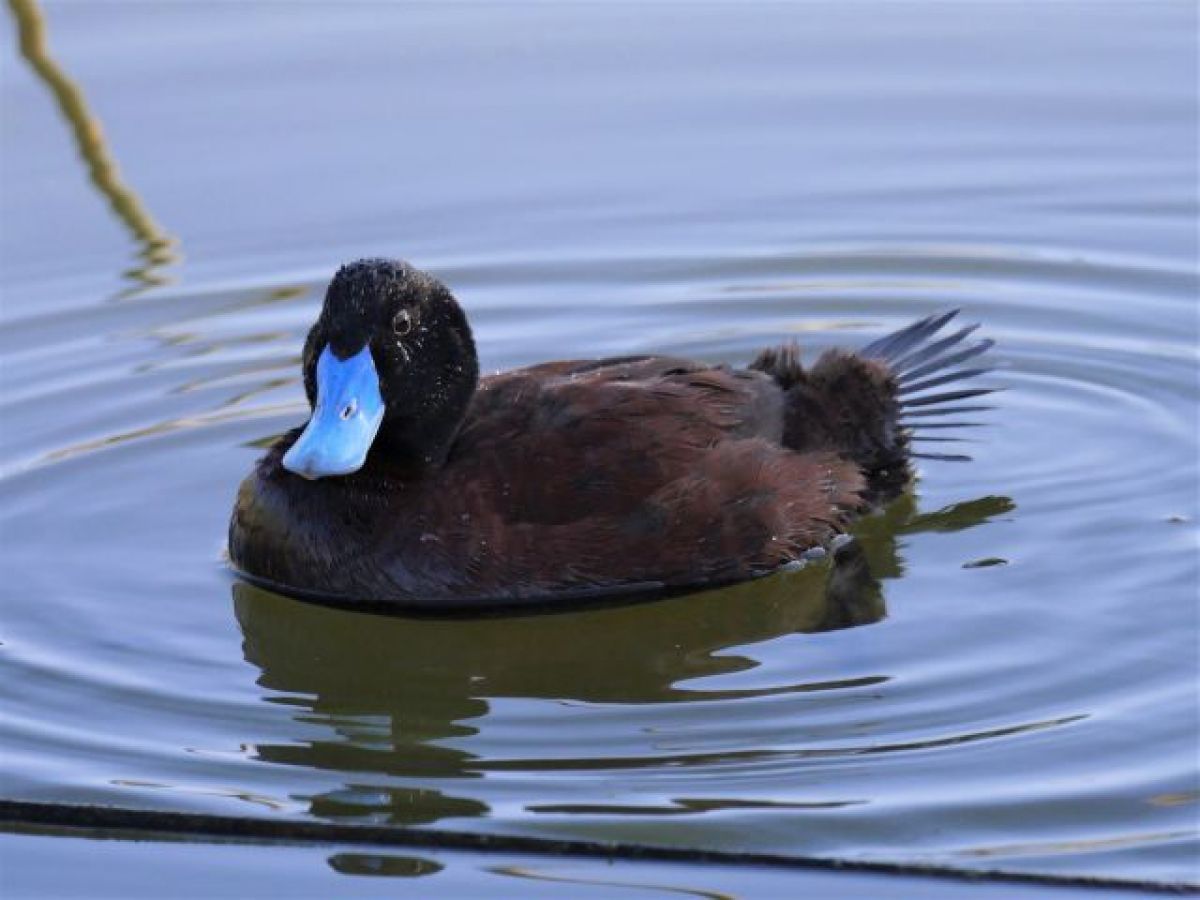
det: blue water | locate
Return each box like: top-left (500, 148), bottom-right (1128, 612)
top-left (1, 1), bottom-right (1196, 891)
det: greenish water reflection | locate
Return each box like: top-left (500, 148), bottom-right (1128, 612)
top-left (234, 492), bottom-right (1011, 826)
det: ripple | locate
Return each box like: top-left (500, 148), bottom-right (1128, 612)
top-left (0, 243), bottom-right (1195, 882)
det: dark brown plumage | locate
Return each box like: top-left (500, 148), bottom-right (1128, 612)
top-left (228, 259), bottom-right (994, 611)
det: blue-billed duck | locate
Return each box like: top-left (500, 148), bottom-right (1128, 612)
top-left (229, 258), bottom-right (993, 611)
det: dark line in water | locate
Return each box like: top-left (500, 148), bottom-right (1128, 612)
top-left (0, 800), bottom-right (1194, 895)
top-left (6, 0), bottom-right (179, 287)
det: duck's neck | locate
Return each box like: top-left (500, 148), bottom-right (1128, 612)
top-left (371, 373), bottom-right (478, 475)
top-left (373, 413), bottom-right (465, 473)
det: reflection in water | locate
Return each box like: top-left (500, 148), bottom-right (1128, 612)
top-left (236, 544), bottom-right (882, 825)
top-left (327, 853), bottom-right (443, 878)
top-left (851, 492), bottom-right (1015, 580)
top-left (234, 493), bottom-right (1011, 827)
top-left (7, 0), bottom-right (179, 288)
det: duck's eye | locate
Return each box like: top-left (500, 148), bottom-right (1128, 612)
top-left (392, 309), bottom-right (415, 338)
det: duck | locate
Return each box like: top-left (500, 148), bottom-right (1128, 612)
top-left (228, 258), bottom-right (994, 612)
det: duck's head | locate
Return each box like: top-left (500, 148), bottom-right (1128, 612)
top-left (282, 259), bottom-right (479, 480)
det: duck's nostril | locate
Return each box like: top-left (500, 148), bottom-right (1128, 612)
top-left (339, 400), bottom-right (357, 420)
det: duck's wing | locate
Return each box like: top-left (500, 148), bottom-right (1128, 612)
top-left (407, 358), bottom-right (865, 599)
top-left (459, 355), bottom-right (786, 474)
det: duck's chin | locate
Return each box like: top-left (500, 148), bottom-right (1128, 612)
top-left (282, 421), bottom-right (383, 480)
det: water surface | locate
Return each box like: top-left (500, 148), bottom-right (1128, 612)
top-left (1, 1), bottom-right (1197, 890)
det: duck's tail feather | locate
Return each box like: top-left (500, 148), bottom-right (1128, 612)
top-left (866, 309), bottom-right (998, 463)
top-left (755, 308), bottom-right (996, 497)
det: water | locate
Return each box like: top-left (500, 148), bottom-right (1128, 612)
top-left (0, 831), bottom-right (1120, 900)
top-left (1, 0), bottom-right (1197, 891)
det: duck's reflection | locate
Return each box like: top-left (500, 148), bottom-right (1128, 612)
top-left (327, 853), bottom-right (443, 878)
top-left (233, 493), bottom-right (1013, 826)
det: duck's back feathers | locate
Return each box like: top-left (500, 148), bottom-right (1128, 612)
top-left (402, 358), bottom-right (866, 600)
